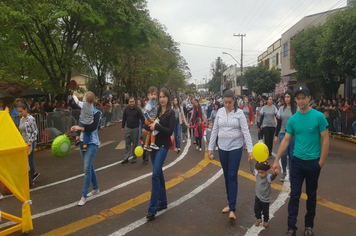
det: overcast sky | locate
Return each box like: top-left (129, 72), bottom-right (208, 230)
top-left (146, 0), bottom-right (348, 84)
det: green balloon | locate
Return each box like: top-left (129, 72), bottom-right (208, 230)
top-left (51, 135), bottom-right (71, 158)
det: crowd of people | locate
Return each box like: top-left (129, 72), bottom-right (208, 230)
top-left (0, 86), bottom-right (336, 236)
top-left (119, 86), bottom-right (329, 236)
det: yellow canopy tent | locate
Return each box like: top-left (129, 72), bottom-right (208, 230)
top-left (0, 110), bottom-right (33, 235)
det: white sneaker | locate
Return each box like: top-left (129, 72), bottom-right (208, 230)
top-left (0, 194), bottom-right (4, 200)
top-left (196, 146), bottom-right (199, 150)
top-left (199, 148), bottom-right (202, 151)
top-left (150, 143), bottom-right (159, 150)
top-left (143, 145), bottom-right (152, 152)
top-left (182, 140), bottom-right (186, 143)
top-left (78, 198), bottom-right (86, 206)
top-left (87, 189), bottom-right (100, 197)
top-left (215, 147), bottom-right (218, 151)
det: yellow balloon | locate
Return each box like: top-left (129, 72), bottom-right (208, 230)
top-left (134, 146), bottom-right (144, 157)
top-left (252, 142), bottom-right (269, 162)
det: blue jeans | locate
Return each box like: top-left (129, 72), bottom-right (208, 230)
top-left (80, 144), bottom-right (99, 198)
top-left (77, 121), bottom-right (90, 145)
top-left (174, 118), bottom-right (181, 148)
top-left (333, 118), bottom-right (340, 132)
top-left (28, 141), bottom-right (37, 181)
top-left (279, 133), bottom-right (295, 175)
top-left (218, 148), bottom-right (243, 213)
top-left (352, 121), bottom-right (356, 135)
top-left (148, 147), bottom-right (169, 215)
top-left (288, 157), bottom-right (321, 231)
top-left (138, 121), bottom-right (142, 146)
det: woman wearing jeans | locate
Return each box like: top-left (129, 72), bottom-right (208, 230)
top-left (208, 90), bottom-right (253, 221)
top-left (274, 90), bottom-right (297, 181)
top-left (172, 98), bottom-right (188, 153)
top-left (145, 88), bottom-right (175, 221)
top-left (71, 92), bottom-right (102, 206)
top-left (260, 96), bottom-right (278, 159)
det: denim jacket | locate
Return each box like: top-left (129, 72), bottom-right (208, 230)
top-left (20, 114), bottom-right (38, 144)
top-left (79, 107), bottom-right (101, 146)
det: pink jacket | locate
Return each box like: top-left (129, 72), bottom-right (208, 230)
top-left (189, 123), bottom-right (206, 138)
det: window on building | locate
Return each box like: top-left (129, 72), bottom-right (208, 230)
top-left (265, 58), bottom-right (269, 68)
top-left (283, 43), bottom-right (288, 57)
top-left (276, 53), bottom-right (279, 65)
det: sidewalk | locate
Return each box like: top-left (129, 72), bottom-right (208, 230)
top-left (329, 132), bottom-right (356, 144)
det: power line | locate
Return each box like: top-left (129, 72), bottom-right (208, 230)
top-left (177, 41), bottom-right (263, 53)
top-left (244, 0), bottom-right (277, 35)
top-left (225, 0), bottom-right (259, 48)
top-left (244, 0), bottom-right (307, 49)
top-left (251, 0), bottom-right (345, 53)
top-left (250, 0), bottom-right (320, 52)
top-left (230, 0), bottom-right (269, 49)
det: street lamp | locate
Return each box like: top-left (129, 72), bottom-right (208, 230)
top-left (222, 52), bottom-right (241, 66)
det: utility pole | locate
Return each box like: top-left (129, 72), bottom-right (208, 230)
top-left (219, 57), bottom-right (223, 95)
top-left (233, 34), bottom-right (246, 75)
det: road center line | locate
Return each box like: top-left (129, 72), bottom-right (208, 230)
top-left (0, 139), bottom-right (192, 230)
top-left (109, 169), bottom-right (224, 236)
top-left (41, 157), bottom-right (211, 236)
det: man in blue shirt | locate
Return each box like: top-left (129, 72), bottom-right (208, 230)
top-left (273, 87), bottom-right (329, 236)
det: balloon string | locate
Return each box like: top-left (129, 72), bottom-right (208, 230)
top-left (64, 130), bottom-right (72, 135)
top-left (266, 161), bottom-right (276, 173)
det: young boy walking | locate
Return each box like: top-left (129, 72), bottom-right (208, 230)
top-left (250, 161), bottom-right (277, 228)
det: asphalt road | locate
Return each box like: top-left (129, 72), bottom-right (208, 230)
top-left (1, 123), bottom-right (355, 236)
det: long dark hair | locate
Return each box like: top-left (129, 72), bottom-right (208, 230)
top-left (157, 88), bottom-right (172, 116)
top-left (223, 90), bottom-right (238, 112)
top-left (283, 89), bottom-right (297, 114)
top-left (137, 98), bottom-right (145, 109)
top-left (173, 97), bottom-right (181, 112)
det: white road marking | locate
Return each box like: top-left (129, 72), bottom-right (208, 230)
top-left (244, 181), bottom-right (290, 236)
top-left (0, 139), bottom-right (191, 229)
top-left (244, 136), bottom-right (291, 236)
top-left (74, 140), bottom-right (114, 151)
top-left (109, 169), bottom-right (224, 236)
top-left (3, 141), bottom-right (117, 199)
top-left (115, 141), bottom-right (125, 149)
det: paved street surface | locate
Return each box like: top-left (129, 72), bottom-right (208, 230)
top-left (1, 123), bottom-right (355, 236)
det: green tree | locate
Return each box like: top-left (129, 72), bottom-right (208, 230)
top-left (208, 58), bottom-right (227, 93)
top-left (291, 4), bottom-right (356, 98)
top-left (291, 26), bottom-right (324, 82)
top-left (244, 63), bottom-right (281, 94)
top-left (0, 0), bottom-right (146, 94)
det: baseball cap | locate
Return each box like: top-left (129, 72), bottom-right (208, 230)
top-left (294, 86), bottom-right (310, 96)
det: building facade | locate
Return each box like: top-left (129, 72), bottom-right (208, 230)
top-left (258, 39), bottom-right (282, 70)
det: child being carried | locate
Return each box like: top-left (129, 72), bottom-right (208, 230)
top-left (143, 86), bottom-right (159, 152)
top-left (73, 92), bottom-right (95, 152)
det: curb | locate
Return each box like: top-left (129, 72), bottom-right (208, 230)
top-left (329, 133), bottom-right (356, 144)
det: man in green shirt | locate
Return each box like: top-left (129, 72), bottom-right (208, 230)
top-left (273, 87), bottom-right (329, 236)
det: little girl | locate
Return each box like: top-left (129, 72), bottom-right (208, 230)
top-left (203, 121), bottom-right (214, 159)
top-left (250, 161), bottom-right (277, 228)
top-left (189, 117), bottom-right (206, 151)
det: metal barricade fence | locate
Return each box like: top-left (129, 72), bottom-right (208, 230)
top-left (340, 111), bottom-right (356, 136)
top-left (9, 106), bottom-right (356, 145)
